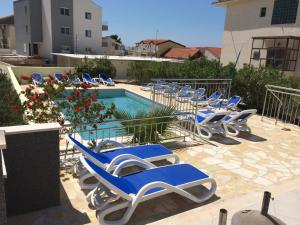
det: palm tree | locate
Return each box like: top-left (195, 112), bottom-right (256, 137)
top-left (114, 106), bottom-right (177, 144)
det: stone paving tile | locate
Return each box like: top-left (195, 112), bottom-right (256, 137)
top-left (9, 84), bottom-right (300, 225)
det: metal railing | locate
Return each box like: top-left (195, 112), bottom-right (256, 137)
top-left (59, 115), bottom-right (192, 162)
top-left (262, 85), bottom-right (300, 126)
top-left (151, 78), bottom-right (232, 114)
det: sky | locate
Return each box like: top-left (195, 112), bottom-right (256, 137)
top-left (0, 0), bottom-right (226, 47)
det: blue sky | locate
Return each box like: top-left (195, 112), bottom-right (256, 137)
top-left (0, 0), bottom-right (226, 47)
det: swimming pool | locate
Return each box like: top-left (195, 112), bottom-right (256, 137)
top-left (61, 89), bottom-right (159, 140)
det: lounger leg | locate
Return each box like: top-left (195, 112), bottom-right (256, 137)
top-left (196, 125), bottom-right (212, 139)
top-left (79, 171), bottom-right (100, 190)
top-left (224, 124), bottom-right (239, 136)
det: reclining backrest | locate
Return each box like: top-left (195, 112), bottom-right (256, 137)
top-left (32, 72), bottom-right (42, 81)
top-left (68, 135), bottom-right (108, 160)
top-left (209, 91), bottom-right (222, 100)
top-left (228, 96), bottom-right (241, 106)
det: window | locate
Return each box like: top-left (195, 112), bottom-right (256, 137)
top-left (85, 47), bottom-right (92, 52)
top-left (61, 27), bottom-right (71, 35)
top-left (250, 37), bottom-right (300, 72)
top-left (85, 12), bottom-right (92, 20)
top-left (271, 0), bottom-right (299, 24)
top-left (60, 7), bottom-right (70, 16)
top-left (85, 30), bottom-right (92, 38)
top-left (102, 42), bottom-right (108, 47)
top-left (25, 25), bottom-right (28, 33)
top-left (260, 7), bottom-right (267, 17)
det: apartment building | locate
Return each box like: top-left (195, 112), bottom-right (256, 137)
top-left (14, 0), bottom-right (104, 61)
top-left (0, 15), bottom-right (15, 51)
top-left (215, 0), bottom-right (300, 76)
top-left (102, 36), bottom-right (125, 56)
top-left (134, 39), bottom-right (185, 57)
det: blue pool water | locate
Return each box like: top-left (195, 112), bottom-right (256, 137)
top-left (61, 89), bottom-right (158, 140)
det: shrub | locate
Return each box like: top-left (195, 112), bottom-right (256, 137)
top-left (76, 57), bottom-right (116, 78)
top-left (114, 106), bottom-right (177, 143)
top-left (127, 59), bottom-right (225, 83)
top-left (0, 73), bottom-right (25, 126)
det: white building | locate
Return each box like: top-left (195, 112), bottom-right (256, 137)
top-left (215, 0), bottom-right (300, 76)
top-left (14, 0), bottom-right (105, 61)
top-left (102, 36), bottom-right (125, 56)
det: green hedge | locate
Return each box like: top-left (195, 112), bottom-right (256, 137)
top-left (0, 73), bottom-right (25, 126)
top-left (76, 58), bottom-right (116, 78)
top-left (127, 61), bottom-right (300, 113)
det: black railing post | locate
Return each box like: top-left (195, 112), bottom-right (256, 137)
top-left (218, 208), bottom-right (228, 225)
top-left (261, 191), bottom-right (271, 216)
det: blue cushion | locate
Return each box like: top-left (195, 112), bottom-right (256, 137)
top-left (103, 144), bottom-right (173, 164)
top-left (85, 158), bottom-right (209, 195)
top-left (69, 136), bottom-right (173, 165)
top-left (123, 164), bottom-right (209, 195)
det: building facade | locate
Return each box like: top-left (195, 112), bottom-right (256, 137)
top-left (0, 15), bottom-right (15, 51)
top-left (216, 0), bottom-right (300, 76)
top-left (134, 40), bottom-right (185, 57)
top-left (102, 36), bottom-right (125, 56)
top-left (14, 0), bottom-right (103, 61)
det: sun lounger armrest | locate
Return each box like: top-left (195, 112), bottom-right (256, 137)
top-left (112, 159), bottom-right (156, 176)
top-left (93, 140), bottom-right (125, 153)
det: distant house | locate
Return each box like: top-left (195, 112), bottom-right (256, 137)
top-left (198, 47), bottom-right (221, 61)
top-left (214, 0), bottom-right (300, 75)
top-left (102, 36), bottom-right (125, 56)
top-left (163, 48), bottom-right (202, 60)
top-left (163, 47), bottom-right (221, 61)
top-left (0, 15), bottom-right (15, 50)
top-left (134, 39), bottom-right (185, 57)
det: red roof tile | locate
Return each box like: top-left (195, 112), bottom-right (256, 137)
top-left (163, 48), bottom-right (202, 59)
top-left (196, 47), bottom-right (221, 59)
top-left (139, 39), bottom-right (185, 47)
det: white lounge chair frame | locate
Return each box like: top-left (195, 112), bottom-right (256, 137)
top-left (67, 136), bottom-right (180, 190)
top-left (195, 111), bottom-right (230, 139)
top-left (80, 156), bottom-right (217, 225)
top-left (223, 109), bottom-right (257, 136)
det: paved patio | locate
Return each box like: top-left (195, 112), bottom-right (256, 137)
top-left (9, 83), bottom-right (300, 225)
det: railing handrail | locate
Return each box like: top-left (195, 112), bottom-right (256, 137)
top-left (61, 114), bottom-right (184, 128)
top-left (266, 85), bottom-right (300, 94)
top-left (152, 78), bottom-right (232, 81)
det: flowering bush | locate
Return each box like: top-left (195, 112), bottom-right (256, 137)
top-left (0, 73), bottom-right (25, 126)
top-left (17, 75), bottom-right (115, 133)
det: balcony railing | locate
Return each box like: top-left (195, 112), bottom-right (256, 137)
top-left (59, 115), bottom-right (192, 166)
top-left (262, 85), bottom-right (300, 126)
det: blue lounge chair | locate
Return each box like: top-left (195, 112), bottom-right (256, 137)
top-left (32, 72), bottom-right (44, 85)
top-left (82, 73), bottom-right (98, 85)
top-left (140, 82), bottom-right (154, 91)
top-left (99, 73), bottom-right (115, 86)
top-left (223, 109), bottom-right (257, 136)
top-left (54, 72), bottom-right (68, 83)
top-left (193, 88), bottom-right (206, 98)
top-left (176, 85), bottom-right (193, 102)
top-left (81, 156), bottom-right (216, 225)
top-left (67, 135), bottom-right (179, 190)
top-left (191, 110), bottom-right (230, 139)
top-left (191, 91), bottom-right (222, 106)
top-left (209, 95), bottom-right (242, 110)
top-left (70, 76), bottom-right (81, 85)
top-left (163, 82), bottom-right (180, 97)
